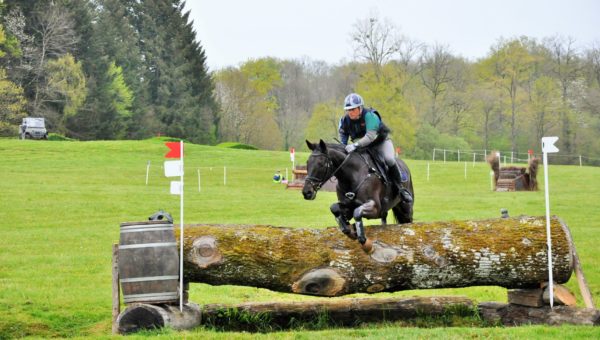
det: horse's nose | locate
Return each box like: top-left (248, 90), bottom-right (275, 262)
top-left (302, 187), bottom-right (315, 200)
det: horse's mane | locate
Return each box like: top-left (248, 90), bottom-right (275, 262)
top-left (325, 142), bottom-right (346, 153)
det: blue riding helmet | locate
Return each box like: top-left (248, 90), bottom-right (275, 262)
top-left (343, 93), bottom-right (364, 110)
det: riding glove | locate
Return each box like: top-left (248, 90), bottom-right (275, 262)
top-left (345, 143), bottom-right (358, 153)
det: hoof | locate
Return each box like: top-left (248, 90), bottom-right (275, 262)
top-left (361, 238), bottom-right (374, 253)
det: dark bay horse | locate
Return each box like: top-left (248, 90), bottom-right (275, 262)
top-left (303, 140), bottom-right (414, 249)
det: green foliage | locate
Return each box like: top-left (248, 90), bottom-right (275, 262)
top-left (356, 65), bottom-right (417, 150)
top-left (203, 308), bottom-right (275, 332)
top-left (0, 68), bottom-right (26, 136)
top-left (0, 23), bottom-right (21, 58)
top-left (47, 132), bottom-right (76, 141)
top-left (304, 100), bottom-right (340, 147)
top-left (409, 122), bottom-right (470, 159)
top-left (106, 61), bottom-right (133, 117)
top-left (216, 142), bottom-right (259, 150)
top-left (45, 54), bottom-right (87, 118)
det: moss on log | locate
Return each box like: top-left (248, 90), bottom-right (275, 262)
top-left (179, 216), bottom-right (573, 297)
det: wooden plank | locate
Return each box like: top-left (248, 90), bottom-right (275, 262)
top-left (507, 288), bottom-right (543, 307)
top-left (111, 244), bottom-right (120, 334)
top-left (561, 222), bottom-right (595, 308)
top-left (573, 250), bottom-right (595, 308)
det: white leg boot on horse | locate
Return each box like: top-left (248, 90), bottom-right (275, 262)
top-left (352, 201), bottom-right (377, 253)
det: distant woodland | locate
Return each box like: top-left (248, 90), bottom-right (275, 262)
top-left (1, 1), bottom-right (599, 163)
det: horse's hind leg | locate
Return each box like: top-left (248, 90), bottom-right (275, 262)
top-left (330, 203), bottom-right (356, 239)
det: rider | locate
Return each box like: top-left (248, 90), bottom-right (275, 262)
top-left (339, 93), bottom-right (413, 203)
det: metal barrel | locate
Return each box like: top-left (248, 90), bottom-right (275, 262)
top-left (118, 221), bottom-right (179, 304)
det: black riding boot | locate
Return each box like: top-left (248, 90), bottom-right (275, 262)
top-left (388, 164), bottom-right (413, 203)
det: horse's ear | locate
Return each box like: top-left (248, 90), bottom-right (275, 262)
top-left (306, 140), bottom-right (315, 151)
top-left (319, 139), bottom-right (327, 152)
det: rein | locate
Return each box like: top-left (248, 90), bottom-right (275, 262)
top-left (305, 149), bottom-right (352, 191)
top-left (305, 148), bottom-right (372, 197)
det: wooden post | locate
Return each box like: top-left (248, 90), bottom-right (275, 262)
top-left (111, 244), bottom-right (120, 334)
top-left (573, 250), bottom-right (595, 308)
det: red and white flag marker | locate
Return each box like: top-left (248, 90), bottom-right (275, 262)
top-left (542, 136), bottom-right (559, 308)
top-left (164, 141), bottom-right (184, 311)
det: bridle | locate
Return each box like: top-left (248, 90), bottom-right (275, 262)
top-left (305, 149), bottom-right (352, 192)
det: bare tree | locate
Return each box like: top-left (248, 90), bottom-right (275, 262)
top-left (543, 35), bottom-right (583, 153)
top-left (418, 43), bottom-right (454, 127)
top-left (28, 3), bottom-right (79, 117)
top-left (350, 14), bottom-right (401, 79)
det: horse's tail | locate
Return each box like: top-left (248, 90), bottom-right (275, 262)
top-left (392, 201), bottom-right (412, 224)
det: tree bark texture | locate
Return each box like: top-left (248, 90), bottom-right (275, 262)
top-left (116, 303), bottom-right (202, 334)
top-left (202, 296), bottom-right (474, 328)
top-left (478, 302), bottom-right (600, 326)
top-left (179, 216), bottom-right (573, 297)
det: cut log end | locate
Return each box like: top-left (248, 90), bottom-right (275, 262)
top-left (190, 236), bottom-right (222, 268)
top-left (292, 268), bottom-right (346, 296)
top-left (117, 304), bottom-right (165, 334)
top-left (117, 303), bottom-right (202, 334)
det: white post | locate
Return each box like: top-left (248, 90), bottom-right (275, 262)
top-left (179, 141), bottom-right (184, 312)
top-left (464, 162), bottom-right (467, 180)
top-left (458, 150), bottom-right (460, 162)
top-left (432, 148), bottom-right (436, 162)
top-left (427, 162), bottom-right (430, 181)
top-left (145, 161), bottom-right (150, 185)
top-left (579, 155), bottom-right (582, 167)
top-left (511, 151), bottom-right (514, 164)
top-left (472, 153), bottom-right (476, 167)
top-left (443, 149), bottom-right (446, 163)
top-left (224, 166), bottom-right (227, 185)
top-left (197, 168), bottom-right (201, 192)
top-left (542, 136), bottom-right (559, 308)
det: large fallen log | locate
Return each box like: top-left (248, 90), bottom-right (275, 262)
top-left (179, 216), bottom-right (573, 297)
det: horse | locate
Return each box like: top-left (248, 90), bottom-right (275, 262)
top-left (302, 139), bottom-right (414, 250)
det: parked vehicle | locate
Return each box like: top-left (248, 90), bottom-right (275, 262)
top-left (20, 117), bottom-right (48, 140)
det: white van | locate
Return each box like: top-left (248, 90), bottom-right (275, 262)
top-left (20, 117), bottom-right (48, 140)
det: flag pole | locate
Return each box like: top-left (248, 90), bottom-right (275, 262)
top-left (541, 136), bottom-right (559, 308)
top-left (179, 140), bottom-right (184, 311)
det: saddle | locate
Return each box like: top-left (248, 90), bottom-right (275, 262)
top-left (363, 148), bottom-right (408, 184)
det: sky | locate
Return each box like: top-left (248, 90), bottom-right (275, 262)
top-left (185, 0), bottom-right (600, 71)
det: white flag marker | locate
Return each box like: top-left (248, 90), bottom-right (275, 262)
top-left (542, 136), bottom-right (559, 308)
top-left (164, 160), bottom-right (183, 177)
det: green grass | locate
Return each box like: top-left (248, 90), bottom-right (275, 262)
top-left (0, 139), bottom-right (599, 338)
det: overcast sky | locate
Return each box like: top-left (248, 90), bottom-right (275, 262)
top-left (185, 0), bottom-right (600, 71)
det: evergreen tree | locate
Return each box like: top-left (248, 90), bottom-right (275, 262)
top-left (134, 0), bottom-right (216, 143)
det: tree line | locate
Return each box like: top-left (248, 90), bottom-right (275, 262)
top-left (1, 3), bottom-right (599, 164)
top-left (0, 0), bottom-right (216, 143)
top-left (215, 16), bottom-right (600, 164)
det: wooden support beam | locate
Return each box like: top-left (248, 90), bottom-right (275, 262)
top-left (479, 302), bottom-right (600, 326)
top-left (202, 296), bottom-right (474, 328)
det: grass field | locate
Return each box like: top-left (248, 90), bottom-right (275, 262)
top-left (1, 138), bottom-right (599, 339)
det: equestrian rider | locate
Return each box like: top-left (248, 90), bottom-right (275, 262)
top-left (339, 93), bottom-right (413, 203)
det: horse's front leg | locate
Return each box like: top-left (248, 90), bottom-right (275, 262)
top-left (353, 200), bottom-right (379, 249)
top-left (330, 202), bottom-right (356, 239)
